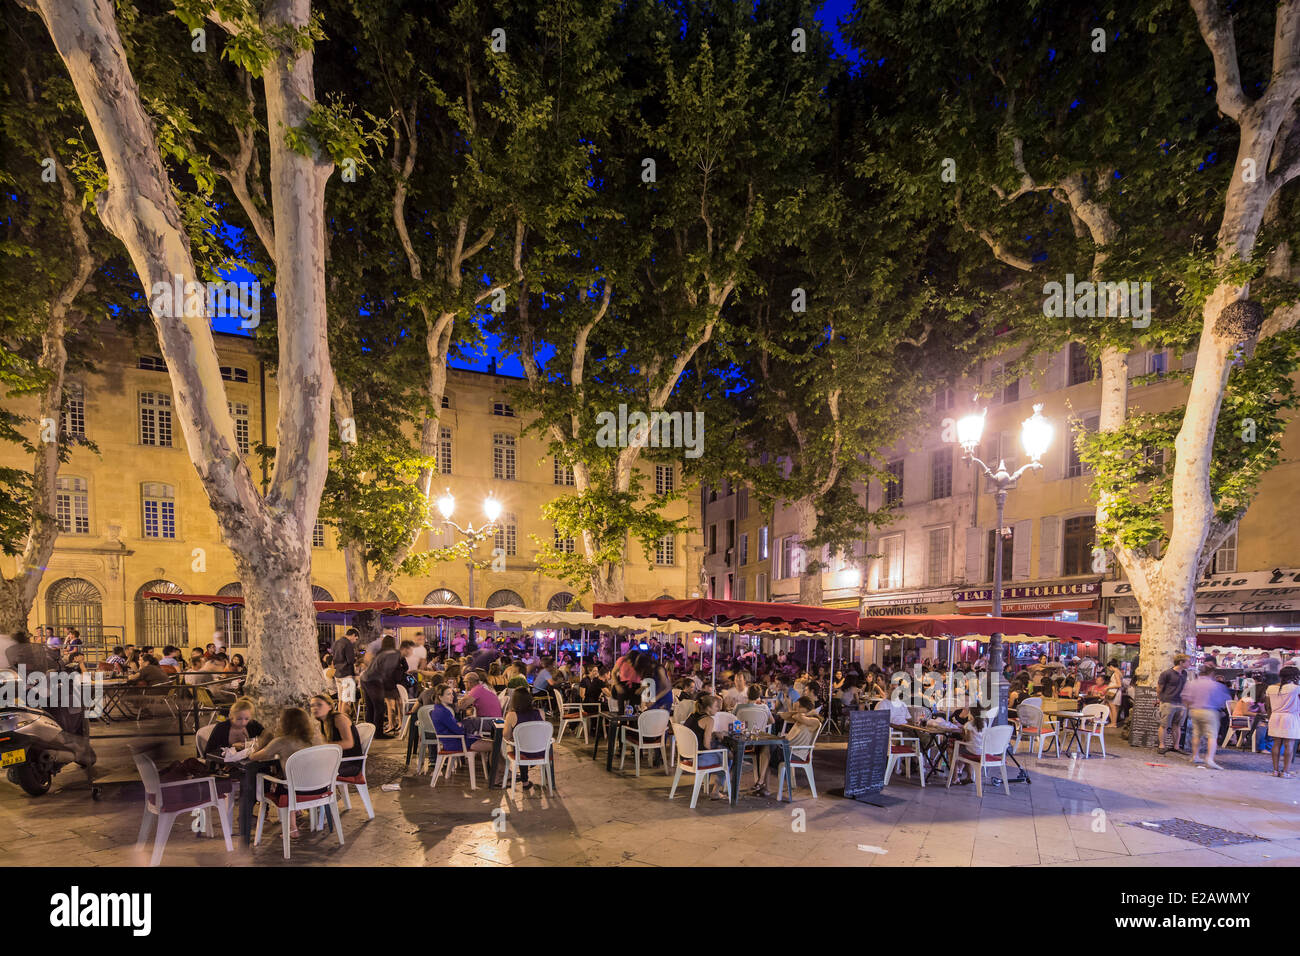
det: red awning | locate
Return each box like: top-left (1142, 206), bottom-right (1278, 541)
top-left (1197, 632), bottom-right (1300, 652)
top-left (1103, 632), bottom-right (1141, 646)
top-left (591, 598), bottom-right (858, 632)
top-left (853, 614), bottom-right (1109, 642)
top-left (388, 605), bottom-right (496, 620)
top-left (140, 592), bottom-right (497, 619)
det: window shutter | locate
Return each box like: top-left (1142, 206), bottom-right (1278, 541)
top-left (964, 527), bottom-right (983, 583)
top-left (1039, 516), bottom-right (1061, 578)
top-left (1127, 350), bottom-right (1144, 380)
top-left (1012, 519), bottom-right (1032, 581)
top-left (1181, 350), bottom-right (1197, 370)
top-left (1044, 349), bottom-right (1065, 393)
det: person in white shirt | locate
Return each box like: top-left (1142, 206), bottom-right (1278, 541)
top-left (722, 673), bottom-right (749, 712)
top-left (750, 697), bottom-right (821, 797)
top-left (402, 639), bottom-right (428, 676)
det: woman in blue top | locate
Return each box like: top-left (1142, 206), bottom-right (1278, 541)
top-left (430, 684), bottom-right (494, 762)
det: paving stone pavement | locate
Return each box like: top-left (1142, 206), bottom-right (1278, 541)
top-left (0, 724), bottom-right (1295, 866)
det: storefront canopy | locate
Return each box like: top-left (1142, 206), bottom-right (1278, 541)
top-left (591, 598), bottom-right (858, 632)
top-left (1197, 631), bottom-right (1300, 652)
top-left (852, 614), bottom-right (1109, 643)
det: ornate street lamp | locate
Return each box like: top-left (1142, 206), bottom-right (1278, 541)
top-left (956, 403), bottom-right (1053, 725)
top-left (434, 490), bottom-right (502, 608)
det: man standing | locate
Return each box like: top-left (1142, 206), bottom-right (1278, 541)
top-left (1182, 664), bottom-right (1231, 770)
top-left (331, 627), bottom-right (360, 717)
top-left (1157, 653), bottom-right (1191, 755)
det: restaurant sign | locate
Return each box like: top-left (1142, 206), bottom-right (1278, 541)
top-left (860, 589), bottom-right (953, 617)
top-left (1104, 567), bottom-right (1300, 615)
top-left (955, 582), bottom-right (1100, 603)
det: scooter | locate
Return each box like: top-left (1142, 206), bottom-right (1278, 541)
top-left (0, 668), bottom-right (99, 797)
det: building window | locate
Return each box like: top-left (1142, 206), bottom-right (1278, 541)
top-left (1149, 350), bottom-right (1168, 377)
top-left (494, 513), bottom-right (517, 556)
top-left (136, 580), bottom-right (188, 647)
top-left (1062, 515), bottom-right (1097, 575)
top-left (755, 572), bottom-right (768, 601)
top-left (441, 394), bottom-right (451, 409)
top-left (737, 487), bottom-right (749, 519)
top-left (780, 537), bottom-right (804, 579)
top-left (438, 426), bottom-right (452, 475)
top-left (229, 401), bottom-right (250, 454)
top-left (726, 519), bottom-right (735, 552)
top-left (758, 526), bottom-right (769, 560)
top-left (1068, 342), bottom-right (1098, 386)
top-left (215, 583), bottom-right (244, 646)
top-left (141, 482), bottom-right (176, 539)
top-left (927, 527), bottom-right (951, 587)
top-left (655, 464), bottom-right (675, 494)
top-left (739, 532), bottom-right (749, 566)
top-left (138, 355), bottom-right (168, 372)
top-left (1000, 366), bottom-right (1020, 404)
top-left (55, 476), bottom-right (90, 534)
top-left (62, 384), bottom-right (85, 440)
top-left (492, 401), bottom-right (516, 417)
top-left (46, 577), bottom-right (103, 645)
top-left (986, 527), bottom-right (1014, 583)
top-left (878, 534), bottom-right (903, 589)
top-left (935, 388), bottom-right (954, 411)
top-left (486, 589), bottom-right (525, 609)
top-left (139, 392), bottom-right (173, 447)
top-left (885, 459), bottom-right (904, 507)
top-left (492, 433), bottom-right (516, 480)
top-left (312, 520), bottom-right (326, 549)
top-left (1211, 531), bottom-right (1237, 573)
top-left (735, 577), bottom-right (747, 601)
top-left (709, 525), bottom-right (717, 555)
top-left (219, 366), bottom-right (249, 383)
top-left (655, 534), bottom-right (675, 566)
top-left (930, 447), bottom-right (953, 500)
top-left (1066, 414), bottom-right (1099, 478)
top-left (554, 457), bottom-right (575, 486)
top-left (553, 528), bottom-right (576, 553)
top-left (548, 592), bottom-right (577, 612)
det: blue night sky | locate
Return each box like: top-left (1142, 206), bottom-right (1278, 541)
top-left (210, 0), bottom-right (857, 377)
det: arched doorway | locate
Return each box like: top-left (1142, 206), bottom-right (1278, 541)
top-left (215, 583), bottom-right (244, 647)
top-left (46, 578), bottom-right (103, 646)
top-left (547, 592), bottom-right (579, 612)
top-left (136, 580), bottom-right (189, 648)
top-left (312, 585), bottom-right (336, 650)
top-left (486, 589), bottom-right (525, 609)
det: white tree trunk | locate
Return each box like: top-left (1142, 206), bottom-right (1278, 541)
top-left (32, 0), bottom-right (334, 710)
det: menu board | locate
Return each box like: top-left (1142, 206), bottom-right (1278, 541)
top-left (1128, 684), bottom-right (1160, 750)
top-left (843, 709), bottom-right (890, 799)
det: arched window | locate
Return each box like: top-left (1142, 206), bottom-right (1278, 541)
top-left (46, 577), bottom-right (103, 646)
top-left (655, 594), bottom-right (674, 600)
top-left (424, 588), bottom-right (461, 606)
top-left (136, 580), bottom-right (188, 647)
top-left (312, 585), bottom-right (336, 649)
top-left (486, 589), bottom-right (525, 609)
top-left (547, 592), bottom-right (576, 612)
top-left (215, 583), bottom-right (244, 647)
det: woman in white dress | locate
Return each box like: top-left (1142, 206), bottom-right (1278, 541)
top-left (1264, 666), bottom-right (1300, 778)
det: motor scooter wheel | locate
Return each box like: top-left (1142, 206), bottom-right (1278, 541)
top-left (15, 755), bottom-right (54, 796)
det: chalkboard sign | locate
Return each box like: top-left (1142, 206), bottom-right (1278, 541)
top-left (1128, 684), bottom-right (1160, 750)
top-left (843, 709), bottom-right (891, 799)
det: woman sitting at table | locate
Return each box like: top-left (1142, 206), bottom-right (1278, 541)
top-left (949, 704), bottom-right (990, 784)
top-left (683, 694), bottom-right (729, 801)
top-left (580, 664), bottom-right (608, 706)
top-left (429, 683), bottom-right (494, 764)
top-left (487, 662), bottom-right (508, 691)
top-left (247, 706), bottom-right (320, 837)
top-left (205, 697), bottom-right (265, 756)
top-left (310, 694), bottom-right (364, 777)
top-left (1058, 675), bottom-right (1079, 699)
top-left (503, 686), bottom-right (547, 791)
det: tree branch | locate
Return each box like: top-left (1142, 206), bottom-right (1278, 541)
top-left (1189, 0), bottom-right (1253, 121)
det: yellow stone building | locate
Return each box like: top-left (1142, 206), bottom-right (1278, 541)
top-left (0, 329), bottom-right (702, 650)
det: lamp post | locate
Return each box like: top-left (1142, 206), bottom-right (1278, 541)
top-left (956, 403), bottom-right (1053, 726)
top-left (435, 489), bottom-right (502, 644)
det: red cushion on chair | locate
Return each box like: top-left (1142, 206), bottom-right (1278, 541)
top-left (272, 786), bottom-right (332, 808)
top-left (890, 744), bottom-right (916, 754)
top-left (337, 774), bottom-right (366, 785)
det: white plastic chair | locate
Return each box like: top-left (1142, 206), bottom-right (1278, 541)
top-left (504, 720), bottom-right (555, 794)
top-left (254, 744), bottom-right (343, 860)
top-left (1222, 701), bottom-right (1257, 752)
top-left (414, 705), bottom-right (439, 774)
top-left (620, 708), bottom-right (671, 776)
top-left (776, 720), bottom-right (824, 800)
top-left (195, 723), bottom-right (216, 760)
top-left (554, 688), bottom-right (592, 743)
top-left (395, 684), bottom-right (419, 737)
top-left (669, 722), bottom-right (731, 809)
top-left (1013, 703), bottom-right (1060, 757)
top-left (336, 722), bottom-right (375, 819)
top-left (947, 725), bottom-right (1014, 796)
top-left (133, 751), bottom-right (233, 866)
top-left (430, 733), bottom-right (485, 789)
top-left (884, 731), bottom-right (925, 788)
top-left (1078, 703), bottom-right (1109, 757)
